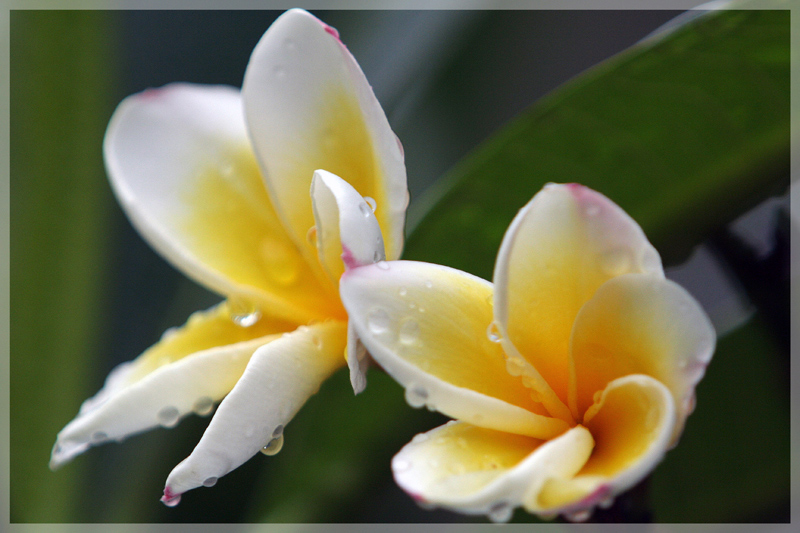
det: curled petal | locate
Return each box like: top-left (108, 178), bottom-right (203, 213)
top-left (341, 261), bottom-right (569, 439)
top-left (392, 421), bottom-right (593, 521)
top-left (50, 302), bottom-right (292, 469)
top-left (162, 320), bottom-right (347, 501)
top-left (310, 169), bottom-right (386, 280)
top-left (493, 183), bottom-right (663, 411)
top-left (243, 8), bottom-right (407, 269)
top-left (534, 375), bottom-right (676, 515)
top-left (104, 83), bottom-right (339, 324)
top-left (570, 274), bottom-right (715, 443)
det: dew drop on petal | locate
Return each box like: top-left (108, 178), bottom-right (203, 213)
top-left (424, 280), bottom-right (433, 289)
top-left (486, 322), bottom-right (502, 343)
top-left (398, 287), bottom-right (407, 297)
top-left (306, 225), bottom-right (317, 246)
top-left (398, 317), bottom-right (420, 346)
top-left (162, 494), bottom-right (181, 508)
top-left (593, 390), bottom-right (604, 404)
top-left (310, 334), bottom-right (323, 350)
top-left (202, 477), bottom-right (218, 487)
top-left (585, 205), bottom-right (600, 217)
top-left (91, 431), bottom-right (108, 443)
top-left (228, 298), bottom-right (261, 327)
top-left (359, 202), bottom-right (372, 218)
top-left (598, 495), bottom-right (615, 509)
top-left (411, 432), bottom-right (429, 444)
top-left (272, 424), bottom-right (284, 438)
top-left (260, 239), bottom-right (299, 286)
top-left (193, 396), bottom-right (214, 416)
top-left (599, 249), bottom-right (631, 276)
top-left (261, 433), bottom-right (285, 456)
top-left (376, 261), bottom-right (390, 270)
top-left (506, 356), bottom-right (525, 377)
top-left (487, 501), bottom-right (514, 523)
top-left (364, 196), bottom-right (377, 213)
top-left (565, 509), bottom-right (592, 522)
top-left (393, 458), bottom-right (412, 472)
top-left (405, 385), bottom-right (428, 408)
top-left (372, 250), bottom-right (383, 263)
top-left (157, 406), bottom-right (180, 428)
top-left (273, 66), bottom-right (287, 79)
top-left (366, 308), bottom-right (391, 335)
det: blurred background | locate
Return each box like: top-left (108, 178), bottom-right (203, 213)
top-left (10, 9), bottom-right (790, 523)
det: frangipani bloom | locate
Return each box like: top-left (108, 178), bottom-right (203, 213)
top-left (340, 183), bottom-right (715, 521)
top-left (50, 9), bottom-right (407, 505)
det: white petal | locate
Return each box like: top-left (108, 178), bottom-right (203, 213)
top-left (311, 169), bottom-right (386, 281)
top-left (493, 183), bottom-right (663, 413)
top-left (50, 333), bottom-right (277, 470)
top-left (161, 320), bottom-right (347, 502)
top-left (242, 9), bottom-right (407, 267)
top-left (341, 261), bottom-right (569, 440)
top-left (534, 375), bottom-right (676, 516)
top-left (104, 83), bottom-right (336, 324)
top-left (392, 421), bottom-right (593, 521)
top-left (570, 274), bottom-right (715, 444)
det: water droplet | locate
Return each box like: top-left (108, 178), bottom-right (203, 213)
top-left (565, 509), bottom-right (592, 522)
top-left (487, 501), bottom-right (514, 523)
top-left (272, 424), bottom-right (284, 438)
top-left (359, 202), bottom-right (372, 218)
top-left (529, 389), bottom-right (543, 403)
top-left (364, 196), bottom-right (377, 212)
top-left (157, 406), bottom-right (180, 428)
top-left (310, 334), bottom-right (323, 350)
top-left (202, 477), bottom-right (218, 487)
top-left (451, 462), bottom-right (466, 474)
top-left (506, 356), bottom-right (525, 377)
top-left (273, 66), bottom-right (287, 79)
top-left (228, 298), bottom-right (261, 327)
top-left (398, 287), bottom-right (407, 297)
top-left (424, 280), bottom-right (433, 289)
top-left (260, 433), bottom-right (284, 456)
top-left (456, 437), bottom-right (468, 449)
top-left (372, 250), bottom-right (383, 263)
top-left (486, 322), bottom-right (502, 343)
top-left (162, 494), bottom-right (181, 508)
top-left (91, 431), bottom-right (107, 443)
top-left (376, 261), bottom-right (390, 270)
top-left (585, 205), bottom-right (600, 217)
top-left (418, 307), bottom-right (426, 313)
top-left (193, 396), bottom-right (214, 416)
top-left (283, 38), bottom-right (296, 50)
top-left (684, 394), bottom-right (697, 414)
top-left (405, 385), bottom-right (428, 408)
top-left (366, 308), bottom-right (391, 335)
top-left (398, 317), bottom-right (419, 346)
top-left (600, 249), bottom-right (631, 276)
top-left (306, 226), bottom-right (317, 246)
top-left (393, 458), bottom-right (412, 472)
top-left (261, 239), bottom-right (299, 285)
top-left (593, 390), bottom-right (604, 404)
top-left (598, 495), bottom-right (615, 509)
top-left (411, 433), bottom-right (429, 444)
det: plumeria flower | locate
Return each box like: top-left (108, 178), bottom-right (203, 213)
top-left (340, 183), bottom-right (715, 522)
top-left (49, 9), bottom-right (407, 506)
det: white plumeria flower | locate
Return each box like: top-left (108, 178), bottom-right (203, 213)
top-left (49, 9), bottom-right (407, 506)
top-left (340, 183), bottom-right (715, 522)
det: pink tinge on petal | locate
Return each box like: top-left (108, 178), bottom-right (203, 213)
top-left (161, 486), bottom-right (182, 507)
top-left (322, 22), bottom-right (340, 40)
top-left (341, 245), bottom-right (361, 271)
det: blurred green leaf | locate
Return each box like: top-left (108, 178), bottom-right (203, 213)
top-left (405, 8), bottom-right (789, 279)
top-left (651, 315), bottom-right (789, 521)
top-left (10, 11), bottom-right (119, 521)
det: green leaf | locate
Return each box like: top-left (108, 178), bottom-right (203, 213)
top-left (10, 11), bottom-right (119, 522)
top-left (405, 8), bottom-right (789, 279)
